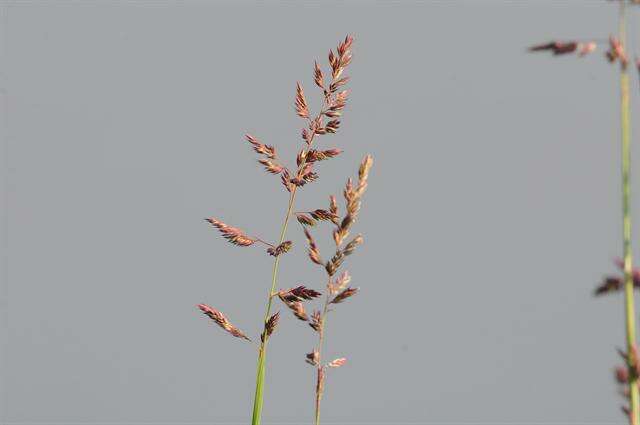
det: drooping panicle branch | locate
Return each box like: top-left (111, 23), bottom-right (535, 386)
top-left (205, 218), bottom-right (257, 247)
top-left (205, 217), bottom-right (277, 253)
top-left (197, 304), bottom-right (251, 341)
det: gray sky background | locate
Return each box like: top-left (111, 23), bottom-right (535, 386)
top-left (4, 0), bottom-right (640, 424)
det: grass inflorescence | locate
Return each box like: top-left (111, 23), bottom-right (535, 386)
top-left (195, 35), bottom-right (373, 425)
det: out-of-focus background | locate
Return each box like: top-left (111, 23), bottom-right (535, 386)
top-left (2, 0), bottom-right (640, 423)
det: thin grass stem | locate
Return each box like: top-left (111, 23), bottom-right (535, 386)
top-left (618, 2), bottom-right (640, 424)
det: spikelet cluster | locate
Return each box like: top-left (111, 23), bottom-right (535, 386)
top-left (529, 40), bottom-right (597, 57)
top-left (594, 259), bottom-right (640, 296)
top-left (326, 358), bottom-right (347, 368)
top-left (309, 310), bottom-right (323, 332)
top-left (197, 304), bottom-right (251, 341)
top-left (328, 271), bottom-right (351, 295)
top-left (304, 227), bottom-right (324, 266)
top-left (306, 350), bottom-right (320, 366)
top-left (333, 154), bottom-right (372, 247)
top-left (205, 218), bottom-right (256, 247)
top-left (267, 241), bottom-right (293, 257)
top-left (261, 311), bottom-right (280, 342)
top-left (606, 36), bottom-right (629, 69)
top-left (295, 82), bottom-right (310, 119)
top-left (277, 286), bottom-right (322, 321)
top-left (614, 344), bottom-right (640, 418)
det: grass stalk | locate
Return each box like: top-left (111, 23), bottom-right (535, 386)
top-left (618, 3), bottom-right (640, 423)
top-left (529, 2), bottom-right (640, 420)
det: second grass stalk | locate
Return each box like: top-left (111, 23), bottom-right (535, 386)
top-left (618, 3), bottom-right (640, 424)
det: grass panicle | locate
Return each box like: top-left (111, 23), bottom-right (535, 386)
top-left (194, 35), bottom-right (366, 425)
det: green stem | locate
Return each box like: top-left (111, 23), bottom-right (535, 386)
top-left (619, 3), bottom-right (639, 424)
top-left (251, 175), bottom-right (301, 425)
